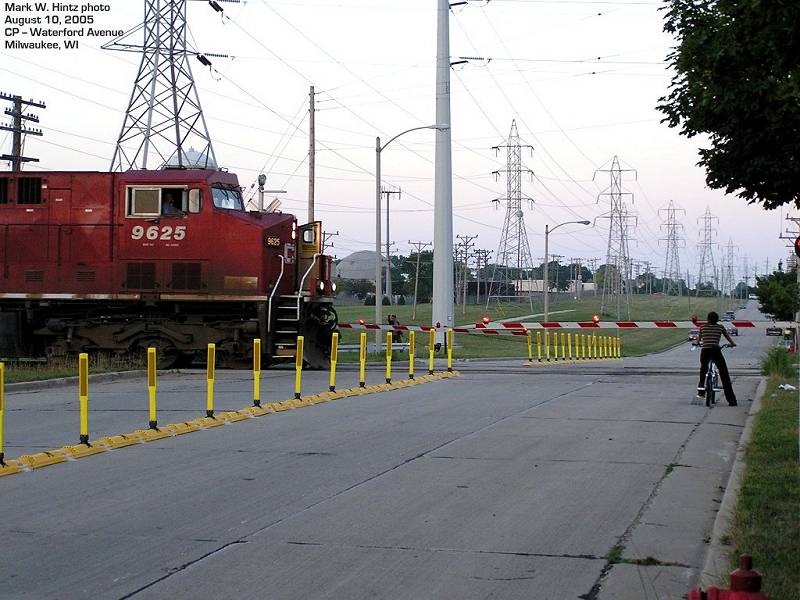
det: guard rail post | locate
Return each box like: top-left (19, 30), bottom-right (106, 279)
top-left (253, 339), bottom-right (261, 407)
top-left (359, 332), bottom-right (367, 387)
top-left (79, 353), bottom-right (89, 444)
top-left (294, 336), bottom-right (304, 399)
top-left (385, 332), bottom-right (392, 384)
top-left (409, 330), bottom-right (415, 379)
top-left (329, 332), bottom-right (339, 392)
top-left (206, 344), bottom-right (215, 417)
top-left (148, 347), bottom-right (157, 428)
top-left (428, 328), bottom-right (435, 375)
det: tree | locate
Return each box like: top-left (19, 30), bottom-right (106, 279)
top-left (658, 1), bottom-right (800, 208)
top-left (754, 271), bottom-right (799, 320)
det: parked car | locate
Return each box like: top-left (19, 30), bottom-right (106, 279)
top-left (688, 328), bottom-right (699, 341)
top-left (722, 314), bottom-right (733, 321)
top-left (727, 326), bottom-right (739, 336)
top-left (738, 304), bottom-right (747, 310)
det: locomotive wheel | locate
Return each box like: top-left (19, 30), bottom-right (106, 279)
top-left (302, 304), bottom-right (338, 370)
top-left (134, 337), bottom-right (181, 370)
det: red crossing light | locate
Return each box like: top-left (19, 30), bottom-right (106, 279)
top-left (592, 314), bottom-right (600, 323)
top-left (482, 315), bottom-right (491, 324)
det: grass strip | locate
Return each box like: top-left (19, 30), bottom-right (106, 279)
top-left (730, 375), bottom-right (799, 600)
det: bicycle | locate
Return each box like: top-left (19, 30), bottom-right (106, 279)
top-left (692, 343), bottom-right (732, 407)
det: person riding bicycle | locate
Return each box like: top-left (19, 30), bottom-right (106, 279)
top-left (694, 311), bottom-right (738, 406)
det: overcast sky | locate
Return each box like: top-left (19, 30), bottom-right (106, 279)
top-left (1, 0), bottom-right (793, 283)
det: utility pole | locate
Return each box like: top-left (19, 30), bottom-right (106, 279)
top-left (322, 230), bottom-right (339, 255)
top-left (587, 258), bottom-right (600, 296)
top-left (308, 85), bottom-right (316, 223)
top-left (383, 187), bottom-right (401, 304)
top-left (473, 249), bottom-right (492, 306)
top-left (551, 254), bottom-right (564, 298)
top-left (409, 241), bottom-right (432, 319)
top-left (457, 234), bottom-right (477, 315)
top-left (0, 92), bottom-right (45, 171)
top-left (433, 0), bottom-right (454, 345)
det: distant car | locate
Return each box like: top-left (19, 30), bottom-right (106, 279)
top-left (688, 328), bottom-right (699, 341)
top-left (748, 294), bottom-right (757, 300)
top-left (766, 326), bottom-right (782, 336)
top-left (727, 326), bottom-right (739, 336)
top-left (738, 304), bottom-right (747, 310)
top-left (722, 314), bottom-right (733, 321)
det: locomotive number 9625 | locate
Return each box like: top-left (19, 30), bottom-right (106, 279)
top-left (131, 225), bottom-right (187, 241)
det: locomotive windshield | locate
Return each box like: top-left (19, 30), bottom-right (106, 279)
top-left (212, 186), bottom-right (244, 211)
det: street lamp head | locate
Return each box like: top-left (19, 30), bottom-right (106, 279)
top-left (579, 220), bottom-right (591, 225)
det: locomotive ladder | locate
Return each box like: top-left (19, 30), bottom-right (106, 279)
top-left (272, 294), bottom-right (302, 358)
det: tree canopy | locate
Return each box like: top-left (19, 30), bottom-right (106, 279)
top-left (754, 271), bottom-right (799, 321)
top-left (658, 0), bottom-right (800, 209)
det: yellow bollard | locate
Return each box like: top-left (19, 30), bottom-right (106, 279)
top-left (536, 330), bottom-right (542, 362)
top-left (553, 331), bottom-right (559, 361)
top-left (447, 328), bottom-right (454, 372)
top-left (329, 332), bottom-right (339, 392)
top-left (207, 344), bottom-right (216, 417)
top-left (527, 330), bottom-right (533, 364)
top-left (79, 353), bottom-right (89, 444)
top-left (148, 347), bottom-right (157, 429)
top-left (359, 332), bottom-right (367, 387)
top-left (428, 328), bottom-right (435, 375)
top-left (545, 331), bottom-right (551, 361)
top-left (253, 338), bottom-right (262, 407)
top-left (567, 332), bottom-right (573, 360)
top-left (593, 334), bottom-right (598, 359)
top-left (0, 362), bottom-right (4, 464)
top-left (617, 336), bottom-right (622, 358)
top-left (385, 331), bottom-right (393, 384)
top-left (295, 336), bottom-right (304, 399)
top-left (582, 334), bottom-right (588, 359)
top-left (560, 333), bottom-right (566, 360)
top-left (409, 330), bottom-right (416, 379)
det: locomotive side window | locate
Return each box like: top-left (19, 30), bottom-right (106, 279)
top-left (127, 186), bottom-right (190, 217)
top-left (188, 189), bottom-right (202, 213)
top-left (129, 188), bottom-right (160, 217)
top-left (17, 178), bottom-right (42, 204)
top-left (0, 178), bottom-right (8, 204)
top-left (211, 186), bottom-right (244, 211)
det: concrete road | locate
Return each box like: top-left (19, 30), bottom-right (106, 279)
top-left (0, 302), bottom-right (776, 599)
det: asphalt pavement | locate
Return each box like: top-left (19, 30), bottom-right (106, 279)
top-left (0, 301), bottom-right (777, 599)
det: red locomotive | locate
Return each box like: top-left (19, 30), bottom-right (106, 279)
top-left (0, 169), bottom-right (337, 367)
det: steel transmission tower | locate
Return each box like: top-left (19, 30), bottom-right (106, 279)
top-left (595, 156), bottom-right (637, 319)
top-left (486, 120), bottom-right (535, 308)
top-left (696, 207), bottom-right (719, 296)
top-left (722, 238), bottom-right (738, 297)
top-left (659, 200), bottom-right (686, 296)
top-left (105, 0), bottom-right (217, 171)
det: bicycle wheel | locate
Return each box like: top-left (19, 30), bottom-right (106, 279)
top-left (706, 366), bottom-right (715, 407)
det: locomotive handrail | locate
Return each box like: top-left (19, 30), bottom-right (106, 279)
top-left (297, 253), bottom-right (321, 319)
top-left (267, 255), bottom-right (286, 334)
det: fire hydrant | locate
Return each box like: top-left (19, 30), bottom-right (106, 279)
top-left (688, 555), bottom-right (769, 599)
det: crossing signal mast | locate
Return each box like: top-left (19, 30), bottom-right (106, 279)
top-left (104, 0), bottom-right (218, 171)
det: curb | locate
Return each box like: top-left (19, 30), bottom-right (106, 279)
top-left (6, 370), bottom-right (150, 392)
top-left (698, 376), bottom-right (768, 588)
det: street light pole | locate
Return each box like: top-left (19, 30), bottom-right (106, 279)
top-left (375, 124), bottom-right (449, 352)
top-left (544, 220), bottom-right (591, 321)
